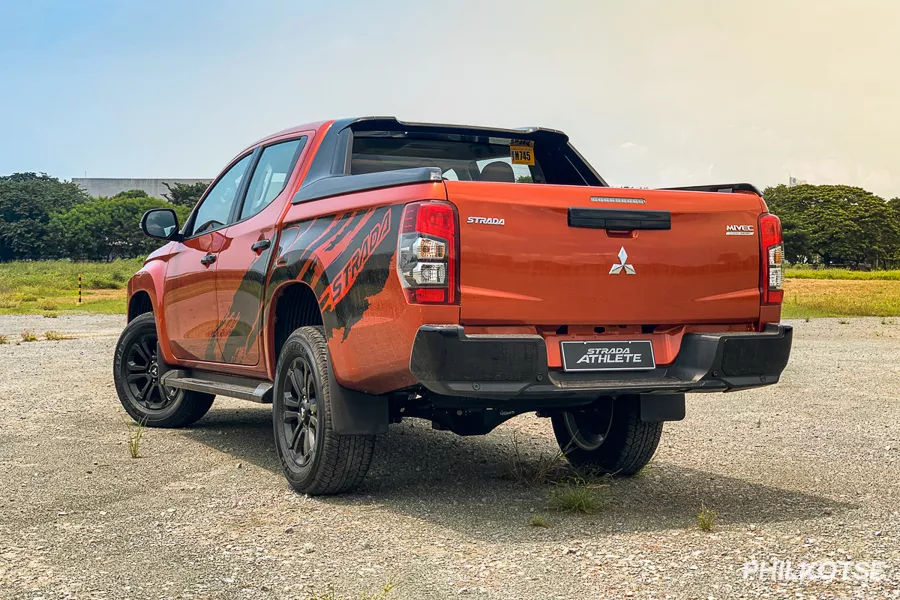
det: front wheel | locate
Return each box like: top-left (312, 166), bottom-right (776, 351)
top-left (113, 313), bottom-right (215, 428)
top-left (273, 326), bottom-right (375, 495)
top-left (552, 396), bottom-right (662, 475)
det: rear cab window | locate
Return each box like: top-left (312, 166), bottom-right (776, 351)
top-left (348, 129), bottom-right (598, 186)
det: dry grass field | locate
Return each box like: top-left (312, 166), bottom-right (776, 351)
top-left (2, 261), bottom-right (899, 319)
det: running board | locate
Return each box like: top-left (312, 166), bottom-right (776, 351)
top-left (161, 370), bottom-right (273, 403)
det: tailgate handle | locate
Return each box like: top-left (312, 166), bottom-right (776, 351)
top-left (568, 208), bottom-right (671, 231)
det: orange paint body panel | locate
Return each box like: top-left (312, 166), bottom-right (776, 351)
top-left (448, 181), bottom-right (766, 326)
top-left (162, 231), bottom-right (226, 361)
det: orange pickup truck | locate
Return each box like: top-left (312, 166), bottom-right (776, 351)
top-left (114, 117), bottom-right (792, 494)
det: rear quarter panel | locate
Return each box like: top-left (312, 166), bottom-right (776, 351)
top-left (265, 182), bottom-right (458, 393)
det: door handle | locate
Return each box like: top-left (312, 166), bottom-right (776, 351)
top-left (567, 208), bottom-right (671, 231)
top-left (251, 239), bottom-right (271, 253)
top-left (200, 253), bottom-right (217, 266)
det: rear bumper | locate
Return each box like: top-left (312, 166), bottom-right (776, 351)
top-left (409, 324), bottom-right (792, 399)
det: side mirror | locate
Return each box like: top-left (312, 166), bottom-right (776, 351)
top-left (140, 209), bottom-right (182, 241)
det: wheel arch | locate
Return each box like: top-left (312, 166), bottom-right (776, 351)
top-left (128, 290), bottom-right (153, 321)
top-left (268, 281), bottom-right (323, 374)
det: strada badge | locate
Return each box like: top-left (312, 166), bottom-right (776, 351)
top-left (467, 216), bottom-right (505, 226)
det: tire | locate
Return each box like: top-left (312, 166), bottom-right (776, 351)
top-left (552, 396), bottom-right (662, 475)
top-left (113, 313), bottom-right (215, 428)
top-left (272, 326), bottom-right (375, 495)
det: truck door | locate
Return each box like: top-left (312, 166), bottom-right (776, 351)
top-left (215, 135), bottom-right (309, 368)
top-left (163, 153), bottom-right (252, 362)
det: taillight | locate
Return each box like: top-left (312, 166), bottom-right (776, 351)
top-left (759, 213), bottom-right (784, 304)
top-left (397, 201), bottom-right (459, 304)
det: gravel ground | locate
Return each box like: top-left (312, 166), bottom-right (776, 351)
top-left (0, 314), bottom-right (898, 600)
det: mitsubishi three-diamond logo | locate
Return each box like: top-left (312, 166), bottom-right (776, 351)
top-left (609, 247), bottom-right (636, 275)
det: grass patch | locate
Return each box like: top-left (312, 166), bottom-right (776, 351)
top-left (782, 279), bottom-right (900, 318)
top-left (529, 515), bottom-right (551, 528)
top-left (20, 330), bottom-right (37, 342)
top-left (68, 296), bottom-right (127, 314)
top-left (126, 418), bottom-right (147, 459)
top-left (0, 259), bottom-right (141, 315)
top-left (784, 267), bottom-right (900, 280)
top-left (697, 503), bottom-right (717, 531)
top-left (44, 330), bottom-right (73, 341)
top-left (547, 477), bottom-right (608, 514)
top-left (36, 299), bottom-right (58, 311)
top-left (0, 295), bottom-right (21, 309)
top-left (0, 334), bottom-right (8, 345)
top-left (506, 434), bottom-right (571, 485)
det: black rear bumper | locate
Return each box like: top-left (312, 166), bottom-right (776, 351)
top-left (409, 324), bottom-right (792, 400)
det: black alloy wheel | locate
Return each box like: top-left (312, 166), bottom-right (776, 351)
top-left (551, 395), bottom-right (663, 475)
top-left (561, 398), bottom-right (615, 451)
top-left (122, 330), bottom-right (178, 412)
top-left (281, 355), bottom-right (319, 468)
top-left (113, 312), bottom-right (215, 428)
top-left (272, 325), bottom-right (375, 495)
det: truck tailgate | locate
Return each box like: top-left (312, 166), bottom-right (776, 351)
top-left (447, 181), bottom-right (763, 325)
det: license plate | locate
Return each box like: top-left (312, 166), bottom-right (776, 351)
top-left (560, 340), bottom-right (656, 372)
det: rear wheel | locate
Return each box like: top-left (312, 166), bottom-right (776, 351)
top-left (552, 396), bottom-right (662, 475)
top-left (113, 313), bottom-right (215, 427)
top-left (273, 326), bottom-right (375, 495)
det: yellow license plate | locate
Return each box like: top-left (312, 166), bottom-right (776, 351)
top-left (510, 145), bottom-right (535, 165)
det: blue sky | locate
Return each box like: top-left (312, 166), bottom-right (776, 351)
top-left (1, 0), bottom-right (898, 197)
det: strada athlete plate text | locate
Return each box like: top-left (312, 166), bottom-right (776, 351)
top-left (560, 340), bottom-right (656, 372)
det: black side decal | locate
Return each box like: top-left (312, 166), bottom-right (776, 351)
top-left (266, 205), bottom-right (402, 342)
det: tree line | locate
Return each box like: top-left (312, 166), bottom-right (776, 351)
top-left (0, 173), bottom-right (206, 262)
top-left (763, 184), bottom-right (900, 269)
top-left (1, 172), bottom-right (899, 266)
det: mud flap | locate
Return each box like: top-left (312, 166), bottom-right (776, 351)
top-left (639, 393), bottom-right (686, 422)
top-left (326, 363), bottom-right (389, 435)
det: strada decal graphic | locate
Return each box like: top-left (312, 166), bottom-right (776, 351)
top-left (206, 205), bottom-right (400, 364)
top-left (319, 209), bottom-right (391, 313)
top-left (265, 205), bottom-right (401, 342)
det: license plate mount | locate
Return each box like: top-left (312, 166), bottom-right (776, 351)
top-left (560, 340), bottom-right (656, 372)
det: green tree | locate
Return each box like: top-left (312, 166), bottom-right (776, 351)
top-left (763, 184), bottom-right (899, 267)
top-left (887, 198), bottom-right (900, 268)
top-left (0, 173), bottom-right (90, 261)
top-left (49, 191), bottom-right (191, 261)
top-left (117, 189), bottom-right (155, 199)
top-left (162, 181), bottom-right (209, 208)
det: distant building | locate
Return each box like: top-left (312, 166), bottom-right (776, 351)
top-left (72, 178), bottom-right (211, 200)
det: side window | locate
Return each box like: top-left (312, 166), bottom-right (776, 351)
top-left (189, 154), bottom-right (252, 236)
top-left (239, 137), bottom-right (306, 221)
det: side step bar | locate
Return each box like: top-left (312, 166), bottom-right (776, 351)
top-left (161, 369), bottom-right (274, 403)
